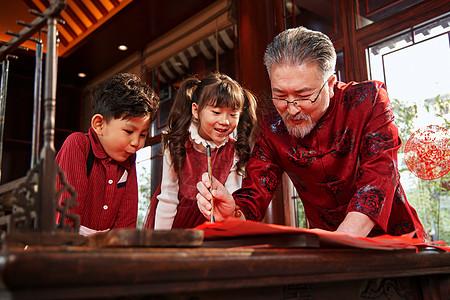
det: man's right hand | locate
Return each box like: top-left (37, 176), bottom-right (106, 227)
top-left (196, 172), bottom-right (236, 222)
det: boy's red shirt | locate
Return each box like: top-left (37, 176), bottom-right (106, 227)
top-left (56, 127), bottom-right (138, 231)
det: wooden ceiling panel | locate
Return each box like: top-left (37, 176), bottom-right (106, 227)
top-left (1, 0), bottom-right (221, 87)
top-left (64, 5), bottom-right (88, 32)
top-left (81, 1), bottom-right (103, 20)
top-left (57, 23), bottom-right (72, 46)
top-left (28, 0), bottom-right (47, 12)
top-left (73, 0), bottom-right (97, 25)
top-left (20, 0), bottom-right (132, 56)
top-left (91, 0), bottom-right (108, 16)
top-left (60, 10), bottom-right (81, 37)
top-left (99, 0), bottom-right (115, 11)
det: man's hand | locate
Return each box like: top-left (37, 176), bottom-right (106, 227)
top-left (196, 172), bottom-right (236, 222)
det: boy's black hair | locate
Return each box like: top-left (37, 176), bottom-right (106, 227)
top-left (91, 72), bottom-right (159, 122)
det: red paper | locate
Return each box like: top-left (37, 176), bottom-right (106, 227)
top-left (195, 217), bottom-right (450, 251)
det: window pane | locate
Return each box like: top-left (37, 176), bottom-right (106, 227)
top-left (384, 34), bottom-right (450, 105)
top-left (367, 32), bottom-right (413, 83)
top-left (335, 51), bottom-right (346, 82)
top-left (414, 17), bottom-right (450, 42)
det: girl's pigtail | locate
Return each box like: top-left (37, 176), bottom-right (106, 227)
top-left (235, 88), bottom-right (258, 176)
top-left (163, 78), bottom-right (201, 178)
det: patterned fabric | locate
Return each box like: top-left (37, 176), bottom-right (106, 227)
top-left (56, 127), bottom-right (138, 231)
top-left (234, 81), bottom-right (426, 239)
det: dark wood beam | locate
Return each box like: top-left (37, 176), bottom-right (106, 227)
top-left (92, 0), bottom-right (108, 17)
top-left (73, 0), bottom-right (98, 25)
top-left (64, 5), bottom-right (88, 32)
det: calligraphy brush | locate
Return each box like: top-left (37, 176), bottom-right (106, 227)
top-left (206, 144), bottom-right (215, 223)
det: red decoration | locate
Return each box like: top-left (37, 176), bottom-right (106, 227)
top-left (404, 125), bottom-right (450, 180)
top-left (195, 217), bottom-right (450, 251)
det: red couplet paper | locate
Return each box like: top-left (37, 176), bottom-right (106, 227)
top-left (195, 217), bottom-right (450, 252)
top-left (404, 125), bottom-right (450, 180)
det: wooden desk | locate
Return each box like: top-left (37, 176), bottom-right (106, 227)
top-left (1, 245), bottom-right (449, 299)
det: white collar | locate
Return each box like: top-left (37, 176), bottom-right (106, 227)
top-left (189, 122), bottom-right (229, 149)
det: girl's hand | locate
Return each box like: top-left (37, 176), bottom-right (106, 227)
top-left (196, 172), bottom-right (235, 222)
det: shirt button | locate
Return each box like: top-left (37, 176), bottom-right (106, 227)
top-left (103, 205), bottom-right (108, 210)
top-left (108, 179), bottom-right (113, 184)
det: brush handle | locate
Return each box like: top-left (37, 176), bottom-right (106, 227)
top-left (206, 145), bottom-right (215, 223)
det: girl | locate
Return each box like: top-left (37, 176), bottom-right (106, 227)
top-left (143, 72), bottom-right (257, 229)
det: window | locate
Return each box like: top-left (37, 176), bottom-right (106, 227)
top-left (135, 146), bottom-right (151, 229)
top-left (367, 15), bottom-right (450, 242)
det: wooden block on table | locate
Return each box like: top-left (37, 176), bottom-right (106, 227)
top-left (202, 232), bottom-right (320, 248)
top-left (87, 228), bottom-right (204, 248)
top-left (4, 231), bottom-right (87, 247)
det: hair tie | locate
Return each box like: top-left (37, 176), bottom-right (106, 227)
top-left (191, 81), bottom-right (200, 102)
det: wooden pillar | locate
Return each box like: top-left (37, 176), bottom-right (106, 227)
top-left (237, 0), bottom-right (282, 100)
top-left (339, 0), bottom-right (366, 82)
top-left (237, 0), bottom-right (287, 225)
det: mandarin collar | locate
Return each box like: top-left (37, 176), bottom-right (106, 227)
top-left (188, 122), bottom-right (229, 149)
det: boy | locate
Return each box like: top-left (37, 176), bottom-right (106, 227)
top-left (56, 73), bottom-right (159, 236)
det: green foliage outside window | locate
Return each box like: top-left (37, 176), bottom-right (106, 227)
top-left (392, 96), bottom-right (450, 242)
top-left (137, 165), bottom-right (151, 229)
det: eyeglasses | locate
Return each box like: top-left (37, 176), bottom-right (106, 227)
top-left (270, 76), bottom-right (330, 107)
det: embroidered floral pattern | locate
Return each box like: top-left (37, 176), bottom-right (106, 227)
top-left (251, 143), bottom-right (271, 162)
top-left (328, 128), bottom-right (356, 158)
top-left (259, 165), bottom-right (283, 193)
top-left (389, 220), bottom-right (415, 236)
top-left (350, 185), bottom-right (384, 218)
top-left (362, 132), bottom-right (393, 158)
top-left (287, 144), bottom-right (317, 168)
top-left (341, 82), bottom-right (374, 110)
top-left (320, 175), bottom-right (345, 198)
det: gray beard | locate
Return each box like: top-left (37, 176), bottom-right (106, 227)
top-left (283, 113), bottom-right (315, 139)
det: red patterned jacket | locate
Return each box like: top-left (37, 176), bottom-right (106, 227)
top-left (234, 81), bottom-right (426, 239)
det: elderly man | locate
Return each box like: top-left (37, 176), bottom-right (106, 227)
top-left (196, 26), bottom-right (425, 239)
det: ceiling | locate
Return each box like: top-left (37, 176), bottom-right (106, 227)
top-left (0, 0), bottom-right (217, 87)
top-left (1, 0), bottom-right (134, 57)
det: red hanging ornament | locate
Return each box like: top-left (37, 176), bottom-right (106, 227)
top-left (404, 125), bottom-right (450, 180)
